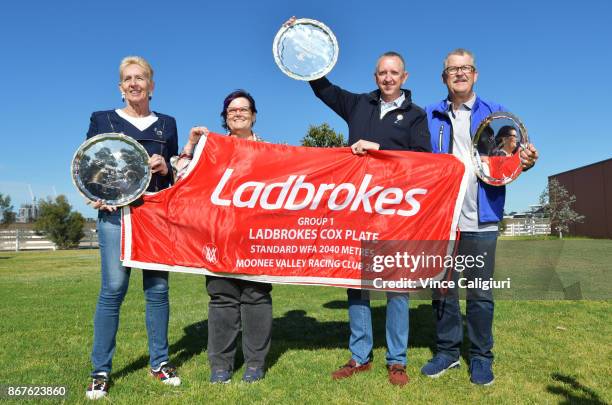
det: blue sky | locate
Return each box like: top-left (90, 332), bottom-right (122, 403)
top-left (1, 0), bottom-right (610, 218)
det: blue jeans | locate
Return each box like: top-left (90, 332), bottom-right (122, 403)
top-left (91, 210), bottom-right (170, 375)
top-left (432, 231), bottom-right (497, 361)
top-left (347, 289), bottom-right (408, 365)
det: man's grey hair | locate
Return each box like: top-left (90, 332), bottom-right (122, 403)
top-left (443, 48), bottom-right (476, 70)
top-left (375, 51), bottom-right (406, 73)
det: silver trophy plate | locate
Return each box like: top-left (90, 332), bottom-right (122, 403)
top-left (273, 18), bottom-right (339, 81)
top-left (71, 133), bottom-right (151, 206)
top-left (471, 112), bottom-right (529, 186)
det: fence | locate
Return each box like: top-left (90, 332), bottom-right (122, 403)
top-left (501, 218), bottom-right (551, 237)
top-left (0, 228), bottom-right (98, 251)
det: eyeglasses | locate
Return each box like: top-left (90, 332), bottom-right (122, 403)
top-left (227, 107), bottom-right (251, 116)
top-left (444, 65), bottom-right (476, 75)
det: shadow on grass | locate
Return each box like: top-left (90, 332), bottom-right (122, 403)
top-left (320, 299), bottom-right (475, 366)
top-left (112, 321), bottom-right (207, 380)
top-left (113, 301), bottom-right (437, 378)
top-left (547, 373), bottom-right (606, 405)
top-left (266, 300), bottom-right (436, 366)
top-left (322, 299), bottom-right (437, 352)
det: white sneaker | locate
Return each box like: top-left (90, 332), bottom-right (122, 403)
top-left (150, 361), bottom-right (181, 386)
top-left (85, 373), bottom-right (109, 400)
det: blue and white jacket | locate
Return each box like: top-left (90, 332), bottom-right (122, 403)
top-left (426, 97), bottom-right (505, 224)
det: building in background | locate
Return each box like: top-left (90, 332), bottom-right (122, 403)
top-left (15, 198), bottom-right (41, 223)
top-left (549, 158), bottom-right (612, 238)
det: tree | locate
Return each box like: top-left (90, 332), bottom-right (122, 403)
top-left (34, 195), bottom-right (85, 249)
top-left (301, 123), bottom-right (346, 147)
top-left (539, 179), bottom-right (585, 239)
top-left (0, 193), bottom-right (16, 226)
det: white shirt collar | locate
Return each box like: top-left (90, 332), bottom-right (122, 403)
top-left (447, 93), bottom-right (476, 112)
top-left (380, 91), bottom-right (405, 108)
top-left (380, 92), bottom-right (405, 119)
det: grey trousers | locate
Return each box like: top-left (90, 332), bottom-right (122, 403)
top-left (206, 276), bottom-right (272, 370)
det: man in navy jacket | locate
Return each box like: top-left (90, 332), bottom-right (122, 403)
top-left (309, 50), bottom-right (431, 387)
top-left (422, 48), bottom-right (538, 385)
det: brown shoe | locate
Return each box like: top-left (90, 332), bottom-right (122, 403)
top-left (332, 359), bottom-right (372, 380)
top-left (387, 364), bottom-right (409, 386)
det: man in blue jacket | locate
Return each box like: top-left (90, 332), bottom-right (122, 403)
top-left (422, 48), bottom-right (538, 385)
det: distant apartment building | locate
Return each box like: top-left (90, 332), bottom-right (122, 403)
top-left (549, 158), bottom-right (612, 238)
top-left (15, 198), bottom-right (41, 223)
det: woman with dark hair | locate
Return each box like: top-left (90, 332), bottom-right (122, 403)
top-left (495, 125), bottom-right (519, 156)
top-left (85, 56), bottom-right (180, 401)
top-left (174, 90), bottom-right (271, 384)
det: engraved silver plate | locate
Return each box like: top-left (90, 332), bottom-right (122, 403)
top-left (273, 18), bottom-right (339, 81)
top-left (471, 112), bottom-right (529, 186)
top-left (71, 133), bottom-right (151, 206)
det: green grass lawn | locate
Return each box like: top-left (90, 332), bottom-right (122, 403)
top-left (0, 242), bottom-right (610, 404)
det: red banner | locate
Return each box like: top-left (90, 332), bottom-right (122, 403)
top-left (121, 133), bottom-right (467, 288)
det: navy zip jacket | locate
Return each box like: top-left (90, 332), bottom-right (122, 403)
top-left (86, 110), bottom-right (178, 192)
top-left (309, 77), bottom-right (431, 152)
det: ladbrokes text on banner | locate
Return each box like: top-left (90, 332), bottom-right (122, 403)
top-left (121, 133), bottom-right (467, 288)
